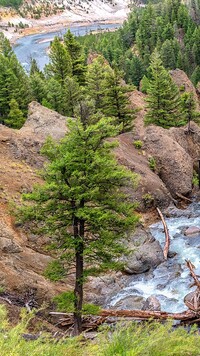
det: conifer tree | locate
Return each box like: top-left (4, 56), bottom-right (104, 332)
top-left (86, 55), bottom-right (112, 110)
top-left (46, 36), bottom-right (72, 85)
top-left (102, 67), bottom-right (136, 133)
top-left (64, 30), bottom-right (86, 85)
top-left (19, 117), bottom-right (138, 335)
top-left (5, 98), bottom-right (25, 129)
top-left (145, 50), bottom-right (181, 128)
top-left (180, 91), bottom-right (199, 131)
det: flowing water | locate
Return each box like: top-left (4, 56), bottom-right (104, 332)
top-left (107, 202), bottom-right (200, 313)
top-left (13, 23), bottom-right (121, 71)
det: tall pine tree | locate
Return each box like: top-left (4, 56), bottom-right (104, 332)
top-left (145, 50), bottom-right (181, 128)
top-left (18, 117), bottom-right (138, 335)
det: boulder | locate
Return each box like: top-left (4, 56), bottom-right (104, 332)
top-left (142, 296), bottom-right (161, 311)
top-left (114, 295), bottom-right (146, 310)
top-left (144, 126), bottom-right (193, 197)
top-left (123, 228), bottom-right (164, 274)
top-left (184, 226), bottom-right (200, 236)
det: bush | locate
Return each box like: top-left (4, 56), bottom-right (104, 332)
top-left (148, 156), bottom-right (156, 171)
top-left (133, 140), bottom-right (143, 149)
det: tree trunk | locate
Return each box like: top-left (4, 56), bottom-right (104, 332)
top-left (72, 212), bottom-right (84, 336)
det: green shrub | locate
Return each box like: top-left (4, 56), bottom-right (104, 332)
top-left (133, 140), bottom-right (143, 149)
top-left (192, 170), bottom-right (199, 187)
top-left (142, 193), bottom-right (154, 207)
top-left (53, 291), bottom-right (101, 315)
top-left (148, 156), bottom-right (156, 171)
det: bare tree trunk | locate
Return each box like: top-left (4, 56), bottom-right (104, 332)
top-left (73, 213), bottom-right (84, 336)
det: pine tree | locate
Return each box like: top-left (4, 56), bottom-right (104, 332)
top-left (46, 36), bottom-right (72, 85)
top-left (63, 77), bottom-right (82, 117)
top-left (86, 55), bottom-right (112, 110)
top-left (64, 30), bottom-right (86, 85)
top-left (160, 39), bottom-right (176, 69)
top-left (145, 50), bottom-right (181, 128)
top-left (5, 98), bottom-right (25, 129)
top-left (102, 67), bottom-right (136, 133)
top-left (18, 117), bottom-right (138, 335)
top-left (180, 91), bottom-right (199, 132)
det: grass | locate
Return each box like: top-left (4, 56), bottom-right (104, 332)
top-left (0, 305), bottom-right (200, 356)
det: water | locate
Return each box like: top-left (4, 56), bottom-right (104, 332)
top-left (13, 23), bottom-right (121, 71)
top-left (107, 202), bottom-right (200, 313)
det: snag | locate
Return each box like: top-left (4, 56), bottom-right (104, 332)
top-left (156, 207), bottom-right (170, 260)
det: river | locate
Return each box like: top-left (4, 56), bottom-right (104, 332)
top-left (13, 23), bottom-right (121, 71)
top-left (107, 202), bottom-right (200, 313)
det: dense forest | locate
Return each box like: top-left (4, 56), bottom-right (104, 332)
top-left (0, 0), bottom-right (199, 130)
top-left (0, 0), bottom-right (22, 8)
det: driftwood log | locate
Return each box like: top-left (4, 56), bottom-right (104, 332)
top-left (156, 207), bottom-right (170, 260)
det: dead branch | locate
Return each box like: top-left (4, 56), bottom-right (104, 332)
top-left (0, 296), bottom-right (12, 305)
top-left (176, 192), bottom-right (193, 203)
top-left (156, 207), bottom-right (170, 260)
top-left (186, 260), bottom-right (200, 289)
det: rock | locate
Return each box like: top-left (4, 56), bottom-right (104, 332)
top-left (144, 126), bottom-right (193, 197)
top-left (114, 295), bottom-right (146, 310)
top-left (0, 237), bottom-right (22, 253)
top-left (184, 290), bottom-right (200, 311)
top-left (184, 226), bottom-right (200, 236)
top-left (20, 101), bottom-right (68, 141)
top-left (142, 296), bottom-right (161, 311)
top-left (124, 240), bottom-right (164, 274)
top-left (170, 69), bottom-right (199, 110)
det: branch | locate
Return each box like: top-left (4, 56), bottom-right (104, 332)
top-left (156, 207), bottom-right (170, 260)
top-left (176, 192), bottom-right (193, 203)
top-left (186, 260), bottom-right (200, 289)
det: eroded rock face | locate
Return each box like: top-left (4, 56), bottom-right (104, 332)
top-left (144, 126), bottom-right (193, 197)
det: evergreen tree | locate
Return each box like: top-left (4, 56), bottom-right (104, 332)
top-left (19, 117), bottom-right (138, 335)
top-left (180, 91), bottom-right (199, 131)
top-left (43, 78), bottom-right (64, 114)
top-left (5, 98), bottom-right (25, 129)
top-left (102, 67), bottom-right (136, 133)
top-left (46, 36), bottom-right (72, 85)
top-left (86, 55), bottom-right (112, 110)
top-left (145, 50), bottom-right (181, 128)
top-left (63, 77), bottom-right (82, 117)
top-left (160, 39), bottom-right (176, 69)
top-left (30, 72), bottom-right (47, 104)
top-left (191, 65), bottom-right (200, 86)
top-left (64, 30), bottom-right (86, 85)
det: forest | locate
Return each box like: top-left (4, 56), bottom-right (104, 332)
top-left (0, 0), bottom-right (200, 130)
top-left (1, 0), bottom-right (200, 350)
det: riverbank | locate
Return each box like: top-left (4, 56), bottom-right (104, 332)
top-left (0, 4), bottom-right (128, 44)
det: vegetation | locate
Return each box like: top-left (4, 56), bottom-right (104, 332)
top-left (18, 116), bottom-right (138, 335)
top-left (0, 0), bottom-right (22, 9)
top-left (144, 50), bottom-right (182, 128)
top-left (78, 0), bottom-right (200, 88)
top-left (1, 305), bottom-right (200, 355)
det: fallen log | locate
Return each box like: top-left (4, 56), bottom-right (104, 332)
top-left (100, 309), bottom-right (198, 321)
top-left (156, 207), bottom-right (170, 260)
top-left (50, 309), bottom-right (199, 323)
